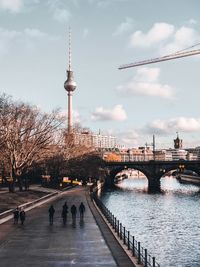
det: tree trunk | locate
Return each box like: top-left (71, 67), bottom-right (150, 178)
top-left (18, 176), bottom-right (23, 191)
top-left (8, 181), bottom-right (14, 193)
top-left (24, 177), bottom-right (29, 191)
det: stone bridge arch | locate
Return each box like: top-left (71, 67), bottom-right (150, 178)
top-left (109, 166), bottom-right (149, 183)
top-left (105, 160), bottom-right (200, 192)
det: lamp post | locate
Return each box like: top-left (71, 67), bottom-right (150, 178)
top-left (127, 149), bottom-right (131, 162)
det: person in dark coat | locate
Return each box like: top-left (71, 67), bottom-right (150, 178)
top-left (48, 205), bottom-right (55, 225)
top-left (19, 208), bottom-right (26, 225)
top-left (70, 204), bottom-right (77, 225)
top-left (62, 202), bottom-right (68, 225)
top-left (79, 202), bottom-right (85, 221)
top-left (13, 207), bottom-right (20, 224)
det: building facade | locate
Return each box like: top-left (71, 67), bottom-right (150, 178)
top-left (74, 131), bottom-right (117, 149)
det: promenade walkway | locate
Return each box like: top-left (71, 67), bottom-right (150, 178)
top-left (0, 186), bottom-right (118, 267)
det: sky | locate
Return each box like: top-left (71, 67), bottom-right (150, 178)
top-left (1, 0), bottom-right (200, 149)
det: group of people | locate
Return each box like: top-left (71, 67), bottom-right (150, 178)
top-left (13, 207), bottom-right (26, 225)
top-left (13, 201), bottom-right (86, 226)
top-left (48, 202), bottom-right (86, 226)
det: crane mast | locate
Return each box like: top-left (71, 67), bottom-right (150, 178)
top-left (119, 48), bottom-right (200, 70)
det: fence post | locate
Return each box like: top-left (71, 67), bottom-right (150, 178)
top-left (117, 220), bottom-right (119, 236)
top-left (127, 231), bottom-right (130, 250)
top-left (145, 249), bottom-right (148, 267)
top-left (153, 257), bottom-right (156, 267)
top-left (91, 192), bottom-right (159, 267)
top-left (109, 210), bottom-right (111, 221)
top-left (138, 242), bottom-right (141, 264)
top-left (132, 236), bottom-right (135, 256)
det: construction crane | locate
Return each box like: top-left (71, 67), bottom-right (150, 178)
top-left (119, 43), bottom-right (200, 70)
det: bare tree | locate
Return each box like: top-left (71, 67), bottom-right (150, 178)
top-left (0, 95), bottom-right (63, 191)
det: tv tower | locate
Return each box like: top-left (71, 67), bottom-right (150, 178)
top-left (64, 28), bottom-right (77, 133)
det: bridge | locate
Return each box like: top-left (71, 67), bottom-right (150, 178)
top-left (104, 160), bottom-right (200, 191)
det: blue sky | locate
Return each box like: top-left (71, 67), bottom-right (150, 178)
top-left (1, 0), bottom-right (200, 148)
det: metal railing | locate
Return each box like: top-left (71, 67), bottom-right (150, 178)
top-left (92, 193), bottom-right (160, 267)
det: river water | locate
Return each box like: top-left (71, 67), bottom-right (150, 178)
top-left (99, 176), bottom-right (200, 267)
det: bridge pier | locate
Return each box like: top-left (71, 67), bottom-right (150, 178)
top-left (148, 178), bottom-right (161, 193)
top-left (104, 175), bottom-right (113, 187)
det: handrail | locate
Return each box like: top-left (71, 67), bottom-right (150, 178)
top-left (92, 192), bottom-right (160, 267)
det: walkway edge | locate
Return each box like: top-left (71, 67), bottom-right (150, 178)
top-left (0, 191), bottom-right (59, 225)
top-left (0, 185), bottom-right (79, 225)
top-left (86, 190), bottom-right (142, 267)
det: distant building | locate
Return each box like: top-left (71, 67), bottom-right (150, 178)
top-left (74, 131), bottom-right (117, 149)
top-left (74, 131), bottom-right (93, 147)
top-left (92, 133), bottom-right (116, 149)
top-left (120, 147), bottom-right (153, 162)
top-left (168, 148), bottom-right (187, 160)
top-left (185, 147), bottom-right (200, 160)
top-left (174, 132), bottom-right (183, 149)
top-left (168, 133), bottom-right (187, 160)
top-left (154, 150), bottom-right (172, 161)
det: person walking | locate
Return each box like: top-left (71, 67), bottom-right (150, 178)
top-left (70, 204), bottom-right (77, 226)
top-left (13, 207), bottom-right (20, 224)
top-left (62, 202), bottom-right (68, 225)
top-left (19, 208), bottom-right (26, 225)
top-left (79, 202), bottom-right (85, 222)
top-left (48, 205), bottom-right (55, 225)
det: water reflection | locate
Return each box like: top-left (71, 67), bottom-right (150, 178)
top-left (116, 176), bottom-right (200, 195)
top-left (100, 176), bottom-right (200, 267)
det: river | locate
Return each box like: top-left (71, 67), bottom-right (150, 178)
top-left (99, 176), bottom-right (200, 267)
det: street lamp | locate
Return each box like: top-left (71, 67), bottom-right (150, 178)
top-left (179, 164), bottom-right (185, 173)
top-left (127, 149), bottom-right (131, 162)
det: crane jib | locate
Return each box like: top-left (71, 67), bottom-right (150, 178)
top-left (119, 49), bottom-right (200, 69)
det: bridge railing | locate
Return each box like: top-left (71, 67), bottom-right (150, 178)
top-left (92, 193), bottom-right (160, 267)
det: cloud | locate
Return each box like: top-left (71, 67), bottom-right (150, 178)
top-left (129, 22), bottom-right (200, 55)
top-left (130, 22), bottom-right (174, 48)
top-left (91, 104), bottom-right (127, 121)
top-left (83, 28), bottom-right (89, 39)
top-left (113, 117), bottom-right (200, 147)
top-left (188, 18), bottom-right (197, 25)
top-left (0, 27), bottom-right (57, 57)
top-left (0, 0), bottom-right (24, 13)
top-left (47, 1), bottom-right (71, 23)
top-left (53, 8), bottom-right (71, 23)
top-left (88, 0), bottom-right (128, 8)
top-left (0, 27), bottom-right (49, 40)
top-left (117, 67), bottom-right (175, 99)
top-left (116, 129), bottom-right (140, 146)
top-left (24, 28), bottom-right (47, 38)
top-left (161, 26), bottom-right (200, 54)
top-left (113, 17), bottom-right (133, 36)
top-left (145, 117), bottom-right (200, 135)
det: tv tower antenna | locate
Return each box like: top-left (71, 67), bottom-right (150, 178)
top-left (64, 27), bottom-right (77, 133)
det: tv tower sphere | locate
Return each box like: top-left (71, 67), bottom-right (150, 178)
top-left (64, 70), bottom-right (77, 92)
